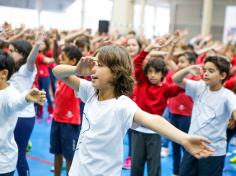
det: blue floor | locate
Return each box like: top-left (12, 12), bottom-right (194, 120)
top-left (14, 119), bottom-right (236, 176)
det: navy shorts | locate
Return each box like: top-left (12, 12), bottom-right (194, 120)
top-left (50, 120), bottom-right (81, 160)
top-left (180, 151), bottom-right (225, 176)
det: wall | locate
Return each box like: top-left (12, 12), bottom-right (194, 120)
top-left (145, 0), bottom-right (236, 40)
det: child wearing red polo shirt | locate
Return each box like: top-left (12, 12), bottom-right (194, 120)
top-left (35, 39), bottom-right (55, 119)
top-left (131, 43), bottom-right (184, 176)
top-left (169, 52), bottom-right (200, 176)
top-left (49, 45), bottom-right (82, 176)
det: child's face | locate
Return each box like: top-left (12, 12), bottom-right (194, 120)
top-left (127, 38), bottom-right (140, 58)
top-left (60, 52), bottom-right (76, 66)
top-left (147, 67), bottom-right (163, 85)
top-left (91, 58), bottom-right (115, 92)
top-left (40, 42), bottom-right (46, 51)
top-left (177, 55), bottom-right (191, 70)
top-left (81, 46), bottom-right (89, 56)
top-left (203, 62), bottom-right (226, 87)
top-left (8, 45), bottom-right (23, 62)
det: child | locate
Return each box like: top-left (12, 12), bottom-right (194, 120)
top-left (0, 50), bottom-right (45, 176)
top-left (35, 39), bottom-right (55, 119)
top-left (172, 56), bottom-right (236, 176)
top-left (52, 45), bottom-right (213, 176)
top-left (168, 52), bottom-right (199, 176)
top-left (164, 39), bottom-right (200, 175)
top-left (8, 39), bottom-right (40, 176)
top-left (126, 37), bottom-right (142, 59)
top-left (131, 43), bottom-right (183, 176)
top-left (123, 36), bottom-right (142, 169)
top-left (50, 45), bottom-right (82, 176)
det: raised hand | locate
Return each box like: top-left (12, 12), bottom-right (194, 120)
top-left (35, 31), bottom-right (46, 44)
top-left (182, 135), bottom-right (213, 159)
top-left (97, 37), bottom-right (113, 49)
top-left (144, 41), bottom-right (172, 53)
top-left (203, 34), bottom-right (212, 42)
top-left (227, 31), bottom-right (234, 43)
top-left (211, 42), bottom-right (224, 52)
top-left (155, 35), bottom-right (168, 46)
top-left (25, 88), bottom-right (46, 106)
top-left (75, 56), bottom-right (97, 76)
top-left (188, 65), bottom-right (202, 76)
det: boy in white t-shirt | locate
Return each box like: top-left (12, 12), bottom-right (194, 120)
top-left (0, 51), bottom-right (46, 176)
top-left (53, 45), bottom-right (214, 176)
top-left (173, 56), bottom-right (236, 176)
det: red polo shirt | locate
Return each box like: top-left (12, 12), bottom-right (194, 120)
top-left (53, 80), bottom-right (81, 125)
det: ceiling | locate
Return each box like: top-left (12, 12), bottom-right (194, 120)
top-left (0, 0), bottom-right (234, 12)
top-left (0, 0), bottom-right (76, 12)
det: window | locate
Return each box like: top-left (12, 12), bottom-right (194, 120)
top-left (134, 4), bottom-right (170, 39)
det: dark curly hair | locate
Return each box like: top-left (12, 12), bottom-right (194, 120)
top-left (143, 58), bottom-right (168, 81)
top-left (178, 51), bottom-right (197, 64)
top-left (94, 45), bottom-right (134, 98)
top-left (63, 44), bottom-right (82, 65)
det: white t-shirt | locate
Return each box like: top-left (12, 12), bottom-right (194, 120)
top-left (186, 80), bottom-right (236, 156)
top-left (0, 84), bottom-right (28, 173)
top-left (9, 64), bottom-right (36, 118)
top-left (69, 79), bottom-right (139, 176)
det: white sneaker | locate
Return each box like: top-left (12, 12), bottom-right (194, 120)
top-left (161, 147), bottom-right (169, 157)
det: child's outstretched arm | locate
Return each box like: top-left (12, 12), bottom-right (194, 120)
top-left (134, 110), bottom-right (213, 159)
top-left (172, 65), bottom-right (202, 88)
top-left (52, 56), bottom-right (96, 91)
top-left (8, 88), bottom-right (46, 112)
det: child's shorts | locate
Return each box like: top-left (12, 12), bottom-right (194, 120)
top-left (50, 120), bottom-right (81, 160)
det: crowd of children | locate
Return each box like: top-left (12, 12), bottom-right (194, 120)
top-left (0, 22), bottom-right (236, 176)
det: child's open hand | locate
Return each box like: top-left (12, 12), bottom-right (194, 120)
top-left (75, 56), bottom-right (97, 76)
top-left (26, 88), bottom-right (46, 106)
top-left (183, 135), bottom-right (214, 159)
top-left (144, 40), bottom-right (172, 53)
top-left (35, 31), bottom-right (46, 44)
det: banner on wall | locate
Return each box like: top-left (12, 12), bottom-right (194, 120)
top-left (223, 6), bottom-right (236, 43)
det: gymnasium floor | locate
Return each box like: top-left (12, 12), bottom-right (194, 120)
top-left (14, 114), bottom-right (236, 176)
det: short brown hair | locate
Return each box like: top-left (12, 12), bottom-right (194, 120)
top-left (95, 45), bottom-right (134, 98)
top-left (204, 56), bottom-right (230, 83)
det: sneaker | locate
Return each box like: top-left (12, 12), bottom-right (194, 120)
top-left (123, 156), bottom-right (131, 169)
top-left (161, 147), bottom-right (169, 157)
top-left (46, 114), bottom-right (53, 123)
top-left (226, 152), bottom-right (232, 157)
top-left (50, 164), bottom-right (67, 172)
top-left (50, 166), bottom-right (54, 172)
top-left (230, 137), bottom-right (236, 146)
top-left (230, 155), bottom-right (236, 163)
top-left (26, 141), bottom-right (32, 153)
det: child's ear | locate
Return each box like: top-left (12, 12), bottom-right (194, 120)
top-left (71, 58), bottom-right (77, 65)
top-left (0, 69), bottom-right (8, 80)
top-left (220, 72), bottom-right (227, 81)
